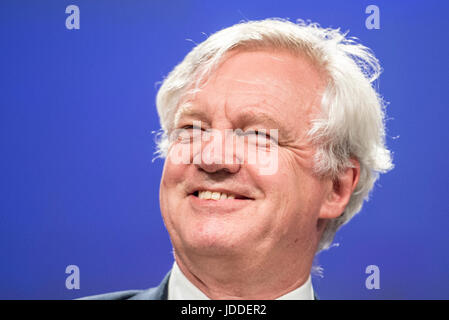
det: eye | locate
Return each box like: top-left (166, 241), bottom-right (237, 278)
top-left (171, 124), bottom-right (206, 144)
top-left (181, 124), bottom-right (204, 131)
top-left (246, 129), bottom-right (269, 138)
top-left (239, 129), bottom-right (278, 144)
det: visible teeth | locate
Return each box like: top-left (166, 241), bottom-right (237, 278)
top-left (202, 191), bottom-right (211, 199)
top-left (198, 190), bottom-right (237, 200)
top-left (211, 192), bottom-right (220, 200)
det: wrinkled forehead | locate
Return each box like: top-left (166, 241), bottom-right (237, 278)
top-left (174, 48), bottom-right (327, 130)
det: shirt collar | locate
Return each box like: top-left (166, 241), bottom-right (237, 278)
top-left (168, 261), bottom-right (314, 300)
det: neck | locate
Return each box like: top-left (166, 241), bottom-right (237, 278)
top-left (173, 248), bottom-right (315, 299)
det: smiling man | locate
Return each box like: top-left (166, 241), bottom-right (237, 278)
top-left (81, 18), bottom-right (393, 300)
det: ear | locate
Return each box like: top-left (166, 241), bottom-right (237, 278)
top-left (318, 159), bottom-right (360, 220)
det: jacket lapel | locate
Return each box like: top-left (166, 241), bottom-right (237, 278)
top-left (129, 270), bottom-right (171, 300)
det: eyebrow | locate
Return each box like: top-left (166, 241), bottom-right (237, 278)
top-left (237, 110), bottom-right (286, 131)
top-left (174, 102), bottom-right (209, 127)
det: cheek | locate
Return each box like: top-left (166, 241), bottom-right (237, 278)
top-left (254, 150), bottom-right (304, 193)
top-left (258, 150), bottom-right (325, 219)
top-left (161, 151), bottom-right (190, 186)
top-left (159, 159), bottom-right (190, 231)
top-left (159, 156), bottom-right (190, 215)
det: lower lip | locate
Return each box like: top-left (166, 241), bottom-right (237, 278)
top-left (188, 194), bottom-right (253, 213)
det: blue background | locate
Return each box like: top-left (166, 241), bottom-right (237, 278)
top-left (1, 0), bottom-right (448, 299)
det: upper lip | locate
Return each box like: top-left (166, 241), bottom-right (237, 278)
top-left (187, 185), bottom-right (254, 199)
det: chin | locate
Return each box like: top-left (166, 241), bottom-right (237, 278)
top-left (181, 226), bottom-right (250, 256)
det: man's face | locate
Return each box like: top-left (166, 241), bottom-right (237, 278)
top-left (159, 49), bottom-right (331, 265)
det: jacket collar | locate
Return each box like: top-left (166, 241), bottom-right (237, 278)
top-left (129, 268), bottom-right (319, 300)
top-left (129, 270), bottom-right (171, 300)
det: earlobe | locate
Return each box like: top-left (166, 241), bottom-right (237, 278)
top-left (318, 159), bottom-right (360, 220)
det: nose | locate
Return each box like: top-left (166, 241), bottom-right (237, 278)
top-left (193, 129), bottom-right (241, 174)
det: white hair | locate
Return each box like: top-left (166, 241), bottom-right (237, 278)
top-left (154, 18), bottom-right (394, 252)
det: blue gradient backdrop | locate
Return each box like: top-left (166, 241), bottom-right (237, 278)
top-left (1, 0), bottom-right (448, 299)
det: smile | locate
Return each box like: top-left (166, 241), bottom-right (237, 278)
top-left (188, 190), bottom-right (253, 213)
top-left (192, 190), bottom-right (252, 200)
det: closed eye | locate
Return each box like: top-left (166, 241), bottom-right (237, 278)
top-left (181, 124), bottom-right (204, 131)
top-left (239, 129), bottom-right (278, 144)
top-left (244, 129), bottom-right (268, 137)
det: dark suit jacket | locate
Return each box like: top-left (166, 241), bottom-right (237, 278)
top-left (78, 269), bottom-right (318, 300)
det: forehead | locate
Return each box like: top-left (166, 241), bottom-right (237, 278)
top-left (176, 49), bottom-right (326, 133)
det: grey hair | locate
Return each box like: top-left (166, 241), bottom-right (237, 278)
top-left (154, 18), bottom-right (393, 252)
